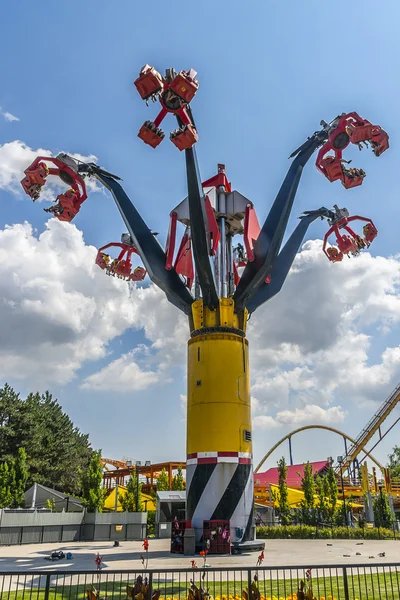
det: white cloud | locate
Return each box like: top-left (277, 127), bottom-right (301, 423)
top-left (80, 284), bottom-right (188, 390)
top-left (0, 208), bottom-right (188, 388)
top-left (275, 405), bottom-right (346, 426)
top-left (252, 397), bottom-right (346, 430)
top-left (0, 219), bottom-right (140, 385)
top-left (0, 107), bottom-right (19, 122)
top-left (82, 352), bottom-right (161, 391)
top-left (249, 240), bottom-right (400, 427)
top-left (253, 415), bottom-right (281, 430)
top-left (0, 140), bottom-right (99, 200)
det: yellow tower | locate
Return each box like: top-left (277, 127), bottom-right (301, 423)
top-left (186, 298), bottom-right (255, 545)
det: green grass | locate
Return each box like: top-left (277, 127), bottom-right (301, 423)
top-left (4, 572), bottom-right (400, 600)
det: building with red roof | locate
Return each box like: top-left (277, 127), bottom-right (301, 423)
top-left (254, 460), bottom-right (330, 488)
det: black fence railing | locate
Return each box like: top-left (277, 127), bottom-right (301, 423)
top-left (1, 564), bottom-right (400, 600)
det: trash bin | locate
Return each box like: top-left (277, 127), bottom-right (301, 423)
top-left (183, 528), bottom-right (196, 555)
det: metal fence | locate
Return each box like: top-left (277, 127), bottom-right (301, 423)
top-left (1, 564), bottom-right (400, 599)
top-left (0, 510), bottom-right (147, 545)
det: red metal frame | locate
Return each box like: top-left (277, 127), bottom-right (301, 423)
top-left (164, 177), bottom-right (222, 275)
top-left (316, 112), bottom-right (389, 189)
top-left (205, 194), bottom-right (220, 256)
top-left (95, 242), bottom-right (146, 281)
top-left (244, 204), bottom-right (261, 262)
top-left (20, 156), bottom-right (88, 222)
top-left (323, 215), bottom-right (378, 262)
top-left (174, 228), bottom-right (194, 289)
top-left (202, 164), bottom-right (232, 193)
top-left (135, 66), bottom-right (199, 150)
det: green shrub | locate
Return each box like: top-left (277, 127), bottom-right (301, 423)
top-left (147, 510), bottom-right (156, 537)
top-left (256, 524), bottom-right (395, 540)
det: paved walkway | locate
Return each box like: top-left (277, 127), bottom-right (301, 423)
top-left (0, 538), bottom-right (399, 572)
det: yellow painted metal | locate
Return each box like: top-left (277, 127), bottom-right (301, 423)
top-left (187, 332), bottom-right (251, 455)
top-left (254, 425), bottom-right (385, 474)
top-left (191, 299), bottom-right (204, 330)
top-left (361, 462), bottom-right (370, 494)
top-left (384, 468), bottom-right (392, 494)
top-left (372, 467), bottom-right (378, 493)
top-left (343, 385), bottom-right (400, 469)
top-left (190, 299), bottom-right (247, 333)
top-left (104, 486), bottom-right (156, 512)
top-left (255, 484), bottom-right (364, 509)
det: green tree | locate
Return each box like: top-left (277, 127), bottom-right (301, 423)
top-left (0, 462), bottom-right (14, 508)
top-left (0, 384), bottom-right (93, 495)
top-left (45, 498), bottom-right (56, 511)
top-left (80, 450), bottom-right (105, 512)
top-left (326, 465), bottom-right (338, 522)
top-left (298, 462), bottom-right (316, 525)
top-left (156, 468), bottom-right (170, 491)
top-left (12, 447), bottom-right (28, 508)
top-left (274, 457), bottom-right (291, 525)
top-left (172, 466), bottom-right (185, 491)
top-left (388, 446), bottom-right (400, 479)
top-left (120, 472), bottom-right (143, 512)
top-left (315, 475), bottom-right (329, 524)
top-left (373, 490), bottom-right (393, 528)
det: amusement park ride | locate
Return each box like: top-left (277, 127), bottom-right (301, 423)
top-left (20, 65), bottom-right (389, 550)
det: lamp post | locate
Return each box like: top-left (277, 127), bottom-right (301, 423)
top-left (135, 461), bottom-right (141, 512)
top-left (378, 483), bottom-right (384, 531)
top-left (124, 460), bottom-right (132, 512)
top-left (144, 461), bottom-right (151, 512)
top-left (337, 456), bottom-right (347, 527)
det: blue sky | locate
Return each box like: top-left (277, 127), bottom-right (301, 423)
top-left (1, 0), bottom-right (400, 472)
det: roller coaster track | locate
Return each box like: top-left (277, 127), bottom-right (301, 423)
top-left (254, 425), bottom-right (384, 473)
top-left (101, 458), bottom-right (128, 471)
top-left (336, 382), bottom-right (400, 472)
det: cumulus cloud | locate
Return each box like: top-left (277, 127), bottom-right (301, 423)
top-left (249, 240), bottom-right (400, 423)
top-left (0, 107), bottom-right (19, 122)
top-left (82, 352), bottom-right (161, 391)
top-left (0, 214), bottom-right (189, 388)
top-left (252, 393), bottom-right (346, 430)
top-left (0, 219), bottom-right (141, 385)
top-left (275, 405), bottom-right (346, 426)
top-left (0, 140), bottom-right (99, 200)
top-left (80, 285), bottom-right (188, 391)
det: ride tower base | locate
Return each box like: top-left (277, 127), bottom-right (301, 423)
top-left (186, 299), bottom-right (264, 552)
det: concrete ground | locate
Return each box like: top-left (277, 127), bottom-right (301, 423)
top-left (0, 538), bottom-right (399, 572)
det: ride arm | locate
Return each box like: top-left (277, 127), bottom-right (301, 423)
top-left (245, 209), bottom-right (328, 313)
top-left (233, 129), bottom-right (328, 313)
top-left (87, 166), bottom-right (194, 315)
top-left (185, 146), bottom-right (219, 309)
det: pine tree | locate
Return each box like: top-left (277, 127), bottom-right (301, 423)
top-left (0, 462), bottom-right (14, 508)
top-left (80, 450), bottom-right (105, 513)
top-left (120, 472), bottom-right (143, 512)
top-left (0, 385), bottom-right (93, 495)
top-left (276, 457), bottom-right (291, 525)
top-left (156, 468), bottom-right (170, 491)
top-left (171, 466), bottom-right (185, 491)
top-left (12, 448), bottom-right (28, 508)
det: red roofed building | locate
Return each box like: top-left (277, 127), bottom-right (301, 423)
top-left (254, 460), bottom-right (330, 488)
